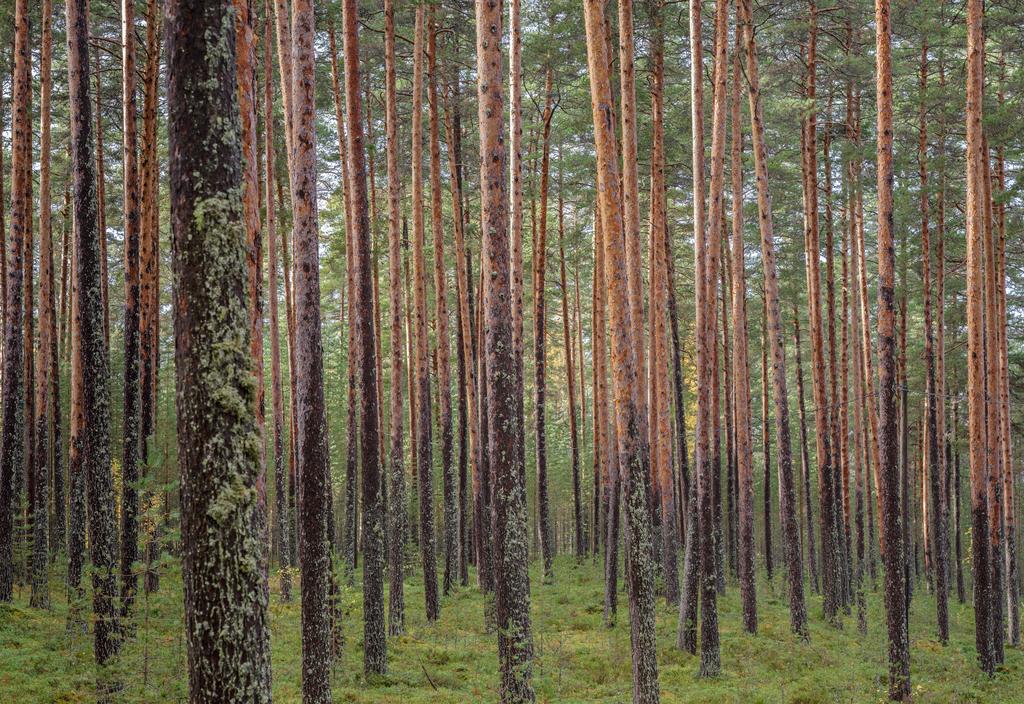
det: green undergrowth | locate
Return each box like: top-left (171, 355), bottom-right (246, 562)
top-left (0, 557), bottom-right (1019, 702)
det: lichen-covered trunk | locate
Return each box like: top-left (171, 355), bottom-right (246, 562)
top-left (383, 0), bottom-right (406, 635)
top-left (119, 0), bottom-right (142, 621)
top-left (289, 0), bottom-right (335, 699)
top-left (67, 0), bottom-right (122, 673)
top-left (738, 0), bottom-right (807, 638)
top-left (874, 0), bottom-right (911, 695)
top-left (583, 0), bottom-right (661, 697)
top-left (166, 0), bottom-right (274, 699)
top-left (475, 0), bottom-right (535, 698)
top-left (0, 0), bottom-right (30, 603)
top-left (139, 0), bottom-right (162, 595)
top-left (340, 0), bottom-right (386, 672)
top-left (30, 0), bottom-right (54, 611)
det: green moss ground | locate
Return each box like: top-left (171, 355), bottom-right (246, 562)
top-left (1, 557), bottom-right (1020, 702)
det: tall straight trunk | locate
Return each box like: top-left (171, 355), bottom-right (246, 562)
top-left (340, 0), bottom-right (385, 672)
top-left (964, 0), bottom-right (992, 659)
top-left (953, 400), bottom-right (965, 604)
top-left (119, 0), bottom-right (142, 620)
top-left (474, 0), bottom-right (535, 698)
top-left (618, 0), bottom-right (647, 417)
top-left (936, 53), bottom-right (950, 612)
top-left (139, 0), bottom-right (161, 594)
top-left (918, 40), bottom-right (949, 643)
top-left (761, 297), bottom-right (773, 581)
top-left (737, 0), bottom-right (808, 638)
top-left (93, 55), bottom-right (109, 351)
top-left (534, 66), bottom-right (555, 580)
top-left (264, 3), bottom-right (290, 601)
top-left (410, 5), bottom-right (440, 621)
top-left (166, 0), bottom-right (273, 698)
top-left (995, 77), bottom-right (1018, 646)
top-left (280, 181), bottom-right (300, 568)
top-left (678, 0), bottom-right (709, 657)
top-left (66, 195), bottom-right (88, 633)
top-left (444, 91), bottom-right (477, 591)
top-left (982, 139), bottom-right (1004, 666)
top-left (849, 220), bottom-right (868, 634)
top-left (66, 0), bottom-right (122, 671)
top-left (30, 0), bottom-right (55, 610)
top-left (22, 6), bottom-right (36, 576)
top-left (647, 0), bottom-right (677, 604)
top-left (729, 20), bottom-right (756, 628)
top-left (290, 0), bottom-right (335, 698)
top-left (874, 0), bottom-right (911, 695)
top-left (793, 311), bottom-right (818, 593)
top-left (559, 179), bottom-right (584, 561)
top-left (801, 0), bottom-right (840, 622)
top-left (0, 0), bottom-right (30, 601)
top-left (508, 0), bottom-right (526, 528)
top-left (426, 13), bottom-right (457, 596)
top-left (592, 209), bottom-right (612, 585)
top-left (384, 0), bottom-right (406, 634)
top-left (328, 21), bottom-right (358, 571)
top-left (582, 0), bottom-right (661, 697)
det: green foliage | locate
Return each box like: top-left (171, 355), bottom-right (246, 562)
top-left (1, 557), bottom-right (1019, 702)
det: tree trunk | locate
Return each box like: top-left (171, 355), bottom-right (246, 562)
top-left (67, 0), bottom-right (122, 671)
top-left (339, 0), bottom-right (386, 672)
top-left (290, 0), bottom-right (335, 698)
top-left (534, 66), bottom-right (556, 581)
top-left (559, 176), bottom-right (584, 562)
top-left (0, 0), bottom-right (30, 602)
top-left (264, 2), bottom-right (290, 602)
top-left (874, 0), bottom-right (911, 694)
top-left (737, 0), bottom-right (808, 638)
top-left (427, 12), bottom-right (457, 596)
top-left (761, 296), bottom-right (773, 582)
top-left (384, 0), bottom-right (406, 635)
top-left (801, 0), bottom-right (840, 622)
top-left (964, 0), bottom-right (992, 663)
top-left (139, 0), bottom-right (162, 594)
top-left (647, 0), bottom-right (677, 604)
top-left (30, 0), bottom-right (54, 611)
top-left (474, 0), bottom-right (536, 697)
top-left (793, 311), bottom-right (818, 594)
top-left (583, 0), bottom-right (661, 697)
top-left (411, 5), bottom-right (440, 622)
top-left (918, 40), bottom-right (949, 643)
top-left (166, 1), bottom-right (274, 699)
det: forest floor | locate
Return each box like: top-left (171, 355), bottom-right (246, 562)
top-left (1, 555), bottom-right (1020, 703)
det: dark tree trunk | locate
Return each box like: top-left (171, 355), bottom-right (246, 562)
top-left (384, 0), bottom-right (406, 635)
top-left (0, 0), bottom-right (30, 602)
top-left (340, 0), bottom-right (386, 672)
top-left (793, 311), bottom-right (818, 594)
top-left (119, 0), bottom-right (142, 621)
top-left (290, 0), bottom-right (335, 698)
top-left (167, 0), bottom-right (274, 698)
top-left (874, 0), bottom-right (911, 694)
top-left (475, 0), bottom-right (536, 697)
top-left (67, 0), bottom-right (122, 671)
